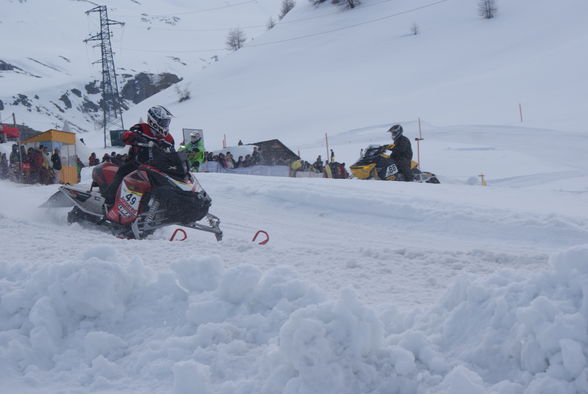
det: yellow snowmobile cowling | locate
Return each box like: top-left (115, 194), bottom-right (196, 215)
top-left (350, 162), bottom-right (377, 179)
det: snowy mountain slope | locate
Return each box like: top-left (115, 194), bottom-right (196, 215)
top-left (122, 0), bottom-right (588, 149)
top-left (0, 0), bottom-right (279, 131)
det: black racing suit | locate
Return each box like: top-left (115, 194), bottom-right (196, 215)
top-left (104, 124), bottom-right (174, 206)
top-left (378, 135), bottom-right (413, 181)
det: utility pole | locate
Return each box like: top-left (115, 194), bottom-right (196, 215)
top-left (85, 5), bottom-right (125, 148)
top-left (415, 118), bottom-right (424, 169)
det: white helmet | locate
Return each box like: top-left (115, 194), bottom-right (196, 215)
top-left (147, 105), bottom-right (173, 136)
top-left (190, 130), bottom-right (201, 143)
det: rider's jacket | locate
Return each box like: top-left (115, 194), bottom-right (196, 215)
top-left (122, 123), bottom-right (175, 164)
top-left (389, 135), bottom-right (413, 162)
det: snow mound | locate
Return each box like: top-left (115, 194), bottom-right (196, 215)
top-left (407, 244), bottom-right (588, 394)
top-left (0, 245), bottom-right (586, 393)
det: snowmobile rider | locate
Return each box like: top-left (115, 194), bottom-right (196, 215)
top-left (380, 124), bottom-right (413, 181)
top-left (103, 105), bottom-right (175, 207)
top-left (179, 130), bottom-right (205, 171)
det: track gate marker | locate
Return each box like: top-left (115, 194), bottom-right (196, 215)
top-left (170, 228), bottom-right (187, 241)
top-left (252, 230), bottom-right (269, 245)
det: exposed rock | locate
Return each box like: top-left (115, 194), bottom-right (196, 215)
top-left (120, 72), bottom-right (181, 104)
top-left (81, 98), bottom-right (100, 113)
top-left (85, 81), bottom-right (100, 95)
top-left (51, 101), bottom-right (65, 113)
top-left (168, 56), bottom-right (187, 66)
top-left (71, 88), bottom-right (82, 97)
top-left (12, 94), bottom-right (32, 108)
top-left (0, 60), bottom-right (20, 71)
top-left (59, 93), bottom-right (72, 109)
top-left (1, 59), bottom-right (40, 77)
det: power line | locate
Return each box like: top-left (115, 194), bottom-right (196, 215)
top-left (246, 0), bottom-right (450, 49)
top-left (116, 0), bottom-right (449, 54)
top-left (120, 0), bottom-right (401, 33)
top-left (115, 0), bottom-right (258, 18)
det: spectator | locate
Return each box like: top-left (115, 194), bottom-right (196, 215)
top-left (20, 145), bottom-right (27, 162)
top-left (88, 152), bottom-right (99, 166)
top-left (40, 146), bottom-right (52, 184)
top-left (252, 146), bottom-right (261, 164)
top-left (102, 153), bottom-right (111, 163)
top-left (30, 147), bottom-right (43, 184)
top-left (243, 154), bottom-right (252, 167)
top-left (0, 153), bottom-right (8, 179)
top-left (76, 156), bottom-right (85, 183)
top-left (235, 156), bottom-right (244, 168)
top-left (313, 155), bottom-right (323, 172)
top-left (225, 152), bottom-right (235, 169)
top-left (109, 152), bottom-right (120, 165)
top-left (330, 149), bottom-right (335, 163)
top-left (110, 152), bottom-right (123, 165)
top-left (217, 153), bottom-right (227, 168)
top-left (51, 148), bottom-right (62, 184)
top-left (9, 144), bottom-right (19, 164)
top-left (289, 159), bottom-right (302, 177)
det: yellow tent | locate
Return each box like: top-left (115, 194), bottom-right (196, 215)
top-left (23, 129), bottom-right (79, 184)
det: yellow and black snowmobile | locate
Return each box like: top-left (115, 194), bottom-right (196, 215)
top-left (350, 144), bottom-right (440, 183)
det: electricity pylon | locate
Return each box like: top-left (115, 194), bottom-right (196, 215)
top-left (85, 5), bottom-right (125, 148)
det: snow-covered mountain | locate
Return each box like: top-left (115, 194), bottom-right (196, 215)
top-left (1, 0), bottom-right (280, 132)
top-left (3, 0), bottom-right (587, 145)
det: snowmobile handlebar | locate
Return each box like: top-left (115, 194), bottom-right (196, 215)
top-left (135, 141), bottom-right (172, 152)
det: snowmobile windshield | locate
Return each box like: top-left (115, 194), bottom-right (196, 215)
top-left (364, 146), bottom-right (383, 158)
top-left (149, 150), bottom-right (189, 179)
top-left (352, 145), bottom-right (386, 166)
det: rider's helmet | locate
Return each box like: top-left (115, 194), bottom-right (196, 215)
top-left (190, 130), bottom-right (202, 143)
top-left (147, 105), bottom-right (173, 137)
top-left (387, 124), bottom-right (403, 140)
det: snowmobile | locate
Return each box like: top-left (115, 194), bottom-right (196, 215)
top-left (350, 144), bottom-right (440, 183)
top-left (43, 145), bottom-right (223, 240)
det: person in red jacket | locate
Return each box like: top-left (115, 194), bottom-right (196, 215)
top-left (104, 105), bottom-right (175, 206)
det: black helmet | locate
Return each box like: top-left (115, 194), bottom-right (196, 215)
top-left (387, 124), bottom-right (403, 139)
top-left (147, 105), bottom-right (173, 137)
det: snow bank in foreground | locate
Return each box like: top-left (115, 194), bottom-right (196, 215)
top-left (0, 245), bottom-right (586, 393)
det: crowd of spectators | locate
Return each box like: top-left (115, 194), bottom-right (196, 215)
top-left (0, 144), bottom-right (67, 184)
top-left (88, 151), bottom-right (128, 167)
top-left (206, 146), bottom-right (264, 169)
top-left (203, 146), bottom-right (349, 178)
top-left (290, 152), bottom-right (350, 179)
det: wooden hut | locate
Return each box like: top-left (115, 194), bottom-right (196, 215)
top-left (250, 139), bottom-right (299, 165)
top-left (23, 129), bottom-right (78, 184)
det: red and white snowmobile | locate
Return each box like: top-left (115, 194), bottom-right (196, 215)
top-left (43, 147), bottom-right (222, 241)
